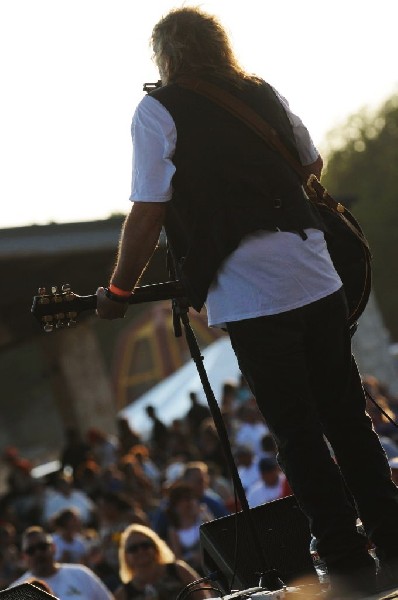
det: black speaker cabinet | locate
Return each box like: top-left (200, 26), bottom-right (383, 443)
top-left (200, 495), bottom-right (316, 593)
top-left (0, 584), bottom-right (57, 599)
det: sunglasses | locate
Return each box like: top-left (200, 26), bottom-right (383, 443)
top-left (25, 541), bottom-right (51, 556)
top-left (126, 540), bottom-right (155, 554)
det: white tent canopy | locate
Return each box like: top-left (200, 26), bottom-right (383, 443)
top-left (119, 336), bottom-right (241, 439)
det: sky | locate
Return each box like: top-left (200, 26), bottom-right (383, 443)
top-left (1, 0), bottom-right (397, 229)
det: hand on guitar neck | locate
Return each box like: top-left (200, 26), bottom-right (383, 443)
top-left (31, 281), bottom-right (186, 332)
top-left (96, 286), bottom-right (130, 320)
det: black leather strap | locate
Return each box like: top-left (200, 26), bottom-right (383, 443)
top-left (104, 287), bottom-right (131, 303)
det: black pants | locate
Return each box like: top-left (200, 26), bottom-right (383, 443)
top-left (227, 288), bottom-right (398, 573)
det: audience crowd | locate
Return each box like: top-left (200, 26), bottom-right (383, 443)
top-left (1, 373), bottom-right (398, 598)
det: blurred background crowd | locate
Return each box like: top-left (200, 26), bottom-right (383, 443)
top-left (1, 372), bottom-right (398, 596)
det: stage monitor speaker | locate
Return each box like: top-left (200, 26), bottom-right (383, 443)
top-left (200, 495), bottom-right (316, 593)
top-left (0, 584), bottom-right (58, 599)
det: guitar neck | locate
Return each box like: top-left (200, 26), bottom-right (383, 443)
top-left (31, 280), bottom-right (187, 330)
top-left (88, 280), bottom-right (186, 309)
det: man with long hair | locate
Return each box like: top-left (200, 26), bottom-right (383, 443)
top-left (97, 7), bottom-right (398, 597)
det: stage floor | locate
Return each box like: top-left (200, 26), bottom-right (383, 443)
top-left (283, 583), bottom-right (398, 600)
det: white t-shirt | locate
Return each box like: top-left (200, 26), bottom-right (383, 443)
top-left (52, 533), bottom-right (88, 563)
top-left (247, 475), bottom-right (286, 508)
top-left (12, 564), bottom-right (113, 600)
top-left (42, 488), bottom-right (95, 525)
top-left (130, 88), bottom-right (342, 325)
top-left (237, 461), bottom-right (261, 492)
top-left (234, 422), bottom-right (269, 456)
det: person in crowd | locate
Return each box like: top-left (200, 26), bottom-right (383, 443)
top-left (128, 445), bottom-right (161, 491)
top-left (151, 460), bottom-right (228, 541)
top-left (0, 522), bottom-right (24, 589)
top-left (259, 433), bottom-right (278, 459)
top-left (2, 447), bottom-right (42, 528)
top-left (100, 465), bottom-right (126, 495)
top-left (116, 418), bottom-right (142, 458)
top-left (96, 492), bottom-right (149, 591)
top-left (118, 454), bottom-right (156, 514)
top-left (218, 382), bottom-right (238, 439)
top-left (150, 462), bottom-right (186, 540)
top-left (74, 459), bottom-right (104, 501)
top-left (166, 482), bottom-right (213, 574)
top-left (41, 471), bottom-right (96, 527)
top-left (87, 428), bottom-right (119, 470)
top-left (60, 427), bottom-right (91, 477)
top-left (234, 375), bottom-right (252, 406)
top-left (206, 463), bottom-right (235, 514)
top-left (233, 403), bottom-right (269, 457)
top-left (185, 392), bottom-right (211, 443)
top-left (50, 508), bottom-right (88, 564)
top-left (181, 462), bottom-right (229, 519)
top-left (162, 459), bottom-right (187, 489)
top-left (234, 445), bottom-right (260, 493)
top-left (246, 456), bottom-right (287, 508)
top-left (145, 406), bottom-right (170, 465)
top-left (197, 419), bottom-right (229, 477)
top-left (96, 6), bottom-right (398, 597)
top-left (11, 526), bottom-right (113, 599)
top-left (165, 419), bottom-right (198, 461)
top-left (220, 382), bottom-right (238, 411)
top-left (115, 523), bottom-right (210, 599)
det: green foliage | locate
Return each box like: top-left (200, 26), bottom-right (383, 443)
top-left (322, 95), bottom-right (398, 340)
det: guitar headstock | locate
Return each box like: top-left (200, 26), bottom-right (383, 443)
top-left (31, 284), bottom-right (80, 332)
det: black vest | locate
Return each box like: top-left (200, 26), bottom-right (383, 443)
top-left (151, 78), bottom-right (323, 311)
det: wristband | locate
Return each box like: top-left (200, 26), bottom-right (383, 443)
top-left (104, 287), bottom-right (131, 303)
top-left (108, 283), bottom-right (132, 297)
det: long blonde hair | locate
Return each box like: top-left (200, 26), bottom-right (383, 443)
top-left (151, 6), bottom-right (260, 86)
top-left (118, 524), bottom-right (176, 583)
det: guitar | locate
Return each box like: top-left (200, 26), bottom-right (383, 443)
top-left (31, 280), bottom-right (186, 332)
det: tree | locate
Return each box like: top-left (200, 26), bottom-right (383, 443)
top-left (322, 94), bottom-right (398, 340)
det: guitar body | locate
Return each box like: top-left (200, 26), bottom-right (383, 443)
top-left (317, 203), bottom-right (372, 329)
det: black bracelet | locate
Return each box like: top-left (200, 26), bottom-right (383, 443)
top-left (104, 287), bottom-right (131, 303)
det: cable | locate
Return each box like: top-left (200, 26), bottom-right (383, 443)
top-left (364, 387), bottom-right (398, 429)
top-left (179, 585), bottom-right (223, 599)
top-left (228, 487), bottom-right (241, 593)
top-left (175, 572), bottom-right (222, 600)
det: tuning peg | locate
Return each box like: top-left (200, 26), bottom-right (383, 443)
top-left (42, 315), bottom-right (54, 333)
top-left (37, 288), bottom-right (50, 304)
top-left (54, 312), bottom-right (65, 329)
top-left (38, 287), bottom-right (50, 304)
top-left (61, 284), bottom-right (74, 302)
top-left (51, 286), bottom-right (63, 302)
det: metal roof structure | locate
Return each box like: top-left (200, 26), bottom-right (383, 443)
top-left (0, 217), bottom-right (168, 348)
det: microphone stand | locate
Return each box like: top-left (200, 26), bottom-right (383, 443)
top-left (170, 291), bottom-right (284, 592)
